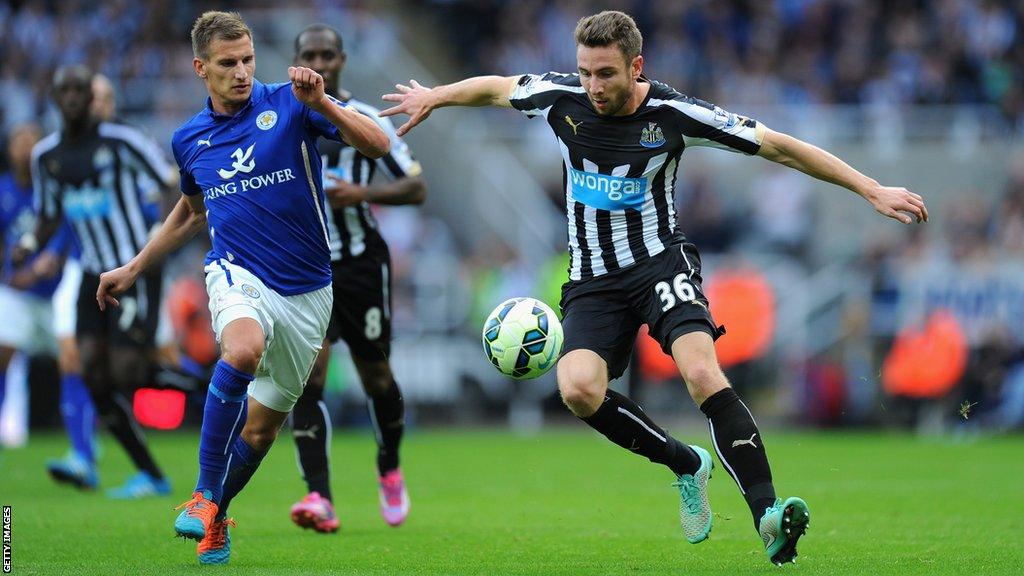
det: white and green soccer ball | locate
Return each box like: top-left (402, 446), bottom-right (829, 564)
top-left (481, 297), bottom-right (564, 379)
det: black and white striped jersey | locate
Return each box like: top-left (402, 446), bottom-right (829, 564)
top-left (30, 121), bottom-right (174, 275)
top-left (319, 97), bottom-right (421, 262)
top-left (509, 72), bottom-right (765, 281)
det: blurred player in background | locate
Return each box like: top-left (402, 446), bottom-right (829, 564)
top-left (90, 73), bottom-right (213, 393)
top-left (0, 123), bottom-right (81, 455)
top-left (383, 9), bottom-right (928, 566)
top-left (96, 11), bottom-right (388, 564)
top-left (287, 23), bottom-right (425, 534)
top-left (16, 65), bottom-right (177, 498)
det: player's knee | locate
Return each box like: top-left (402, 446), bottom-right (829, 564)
top-left (221, 336), bottom-right (264, 375)
top-left (110, 351), bottom-right (152, 388)
top-left (557, 364), bottom-right (605, 417)
top-left (680, 359), bottom-right (727, 402)
top-left (357, 361), bottom-right (393, 398)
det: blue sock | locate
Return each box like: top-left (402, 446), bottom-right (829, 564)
top-left (218, 436), bottom-right (268, 517)
top-left (60, 373), bottom-right (97, 463)
top-left (0, 370), bottom-right (6, 415)
top-left (196, 360), bottom-right (252, 503)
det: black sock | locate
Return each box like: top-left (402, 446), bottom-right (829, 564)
top-left (95, 391), bottom-right (164, 479)
top-left (367, 380), bottom-right (404, 475)
top-left (580, 390), bottom-right (700, 477)
top-left (219, 437), bottom-right (268, 517)
top-left (700, 387), bottom-right (776, 528)
top-left (292, 387), bottom-right (332, 502)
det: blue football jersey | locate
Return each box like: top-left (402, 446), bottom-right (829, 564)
top-left (172, 80), bottom-right (350, 296)
top-left (0, 172), bottom-right (72, 298)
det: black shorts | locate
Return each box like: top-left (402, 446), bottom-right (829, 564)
top-left (77, 271), bottom-right (163, 348)
top-left (325, 246), bottom-right (392, 362)
top-left (559, 242), bottom-right (723, 380)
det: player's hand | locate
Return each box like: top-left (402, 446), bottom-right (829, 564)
top-left (9, 246), bottom-right (31, 269)
top-left (96, 265), bottom-right (138, 311)
top-left (864, 184), bottom-right (929, 224)
top-left (325, 175), bottom-right (368, 208)
top-left (380, 80), bottom-right (434, 137)
top-left (289, 66), bottom-right (326, 109)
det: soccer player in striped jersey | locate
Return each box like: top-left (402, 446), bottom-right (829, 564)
top-left (15, 65), bottom-right (176, 498)
top-left (286, 23), bottom-right (424, 534)
top-left (96, 11), bottom-right (388, 564)
top-left (382, 10), bottom-right (928, 566)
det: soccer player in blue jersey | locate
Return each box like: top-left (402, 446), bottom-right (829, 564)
top-left (96, 11), bottom-right (389, 565)
top-left (0, 124), bottom-right (86, 460)
top-left (383, 10), bottom-right (928, 567)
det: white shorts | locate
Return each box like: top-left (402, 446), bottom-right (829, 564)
top-left (0, 284), bottom-right (56, 353)
top-left (52, 258), bottom-right (82, 339)
top-left (205, 259), bottom-right (332, 413)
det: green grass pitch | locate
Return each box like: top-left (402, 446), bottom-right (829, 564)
top-left (2, 428), bottom-right (1022, 575)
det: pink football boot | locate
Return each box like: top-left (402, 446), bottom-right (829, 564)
top-left (290, 492), bottom-right (340, 533)
top-left (378, 469), bottom-right (410, 527)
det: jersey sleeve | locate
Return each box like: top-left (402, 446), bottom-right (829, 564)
top-left (43, 219), bottom-right (73, 255)
top-left (170, 138), bottom-right (201, 197)
top-left (30, 145), bottom-right (61, 220)
top-left (368, 112), bottom-right (421, 180)
top-left (662, 94), bottom-right (765, 155)
top-left (101, 123), bottom-right (177, 188)
top-left (508, 72), bottom-right (582, 119)
top-left (303, 93), bottom-right (352, 142)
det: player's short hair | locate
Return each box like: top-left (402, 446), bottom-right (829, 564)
top-left (294, 23), bottom-right (344, 55)
top-left (574, 10), bottom-right (643, 64)
top-left (191, 11), bottom-right (252, 60)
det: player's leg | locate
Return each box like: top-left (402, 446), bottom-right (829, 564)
top-left (175, 262), bottom-right (266, 542)
top-left (227, 282), bottom-right (333, 512)
top-left (556, 282), bottom-right (713, 542)
top-left (47, 259), bottom-right (98, 487)
top-left (342, 254), bottom-right (408, 525)
top-left (289, 340), bottom-right (339, 533)
top-left (56, 336), bottom-right (96, 465)
top-left (0, 285), bottom-right (32, 447)
top-left (49, 256), bottom-right (97, 470)
top-left (654, 243), bottom-right (808, 562)
top-left (88, 272), bottom-right (169, 498)
top-left (195, 280), bottom-right (331, 565)
top-left (175, 317), bottom-right (261, 539)
top-left (98, 344), bottom-right (171, 498)
top-left (557, 288), bottom-right (704, 478)
top-left (671, 332), bottom-right (808, 563)
top-left (354, 355), bottom-right (408, 526)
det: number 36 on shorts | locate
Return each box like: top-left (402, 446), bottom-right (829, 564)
top-left (654, 273), bottom-right (698, 312)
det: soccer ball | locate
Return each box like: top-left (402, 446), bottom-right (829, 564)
top-left (481, 297), bottom-right (564, 379)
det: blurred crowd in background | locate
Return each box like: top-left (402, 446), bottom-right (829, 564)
top-left (437, 0), bottom-right (1024, 129)
top-left (2, 0), bottom-right (1024, 438)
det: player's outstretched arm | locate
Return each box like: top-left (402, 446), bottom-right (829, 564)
top-left (324, 175), bottom-right (426, 208)
top-left (757, 128), bottom-right (928, 224)
top-left (290, 66), bottom-right (390, 159)
top-left (380, 76), bottom-right (520, 137)
top-left (96, 194), bottom-right (206, 310)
